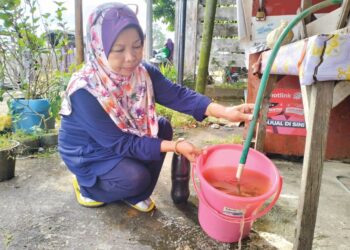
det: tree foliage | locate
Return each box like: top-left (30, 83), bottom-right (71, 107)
top-left (153, 0), bottom-right (175, 32)
top-left (153, 22), bottom-right (166, 50)
top-left (0, 0), bottom-right (70, 121)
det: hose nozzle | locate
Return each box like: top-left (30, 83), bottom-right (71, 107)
top-left (236, 163), bottom-right (245, 181)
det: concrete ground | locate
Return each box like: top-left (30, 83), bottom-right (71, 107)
top-left (0, 126), bottom-right (349, 250)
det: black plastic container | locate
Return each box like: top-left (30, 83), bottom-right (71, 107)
top-left (171, 153), bottom-right (190, 204)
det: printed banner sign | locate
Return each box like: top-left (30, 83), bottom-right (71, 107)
top-left (266, 88), bottom-right (306, 136)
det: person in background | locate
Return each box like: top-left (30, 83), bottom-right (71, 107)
top-left (58, 2), bottom-right (254, 212)
top-left (153, 38), bottom-right (174, 64)
top-left (164, 38), bottom-right (174, 62)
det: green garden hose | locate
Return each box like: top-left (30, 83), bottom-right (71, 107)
top-left (236, 0), bottom-right (343, 180)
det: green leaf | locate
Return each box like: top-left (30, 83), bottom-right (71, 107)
top-left (33, 17), bottom-right (40, 24)
top-left (18, 39), bottom-right (25, 47)
top-left (30, 6), bottom-right (37, 14)
top-left (42, 13), bottom-right (50, 19)
top-left (56, 9), bottom-right (62, 20)
top-left (0, 13), bottom-right (10, 20)
top-left (3, 20), bottom-right (11, 28)
top-left (53, 1), bottom-right (64, 7)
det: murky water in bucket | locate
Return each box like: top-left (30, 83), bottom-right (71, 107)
top-left (203, 166), bottom-right (271, 197)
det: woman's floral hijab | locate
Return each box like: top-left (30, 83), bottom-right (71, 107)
top-left (60, 2), bottom-right (158, 138)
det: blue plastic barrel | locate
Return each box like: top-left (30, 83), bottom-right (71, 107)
top-left (10, 99), bottom-right (50, 133)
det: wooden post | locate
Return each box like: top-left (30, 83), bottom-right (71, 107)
top-left (293, 2), bottom-right (350, 249)
top-left (332, 80), bottom-right (350, 107)
top-left (254, 75), bottom-right (278, 152)
top-left (74, 0), bottom-right (84, 65)
top-left (293, 81), bottom-right (334, 250)
top-left (300, 85), bottom-right (311, 130)
top-left (301, 0), bottom-right (313, 24)
top-left (299, 0), bottom-right (313, 130)
top-left (336, 0), bottom-right (350, 28)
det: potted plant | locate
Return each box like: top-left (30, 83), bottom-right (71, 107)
top-left (0, 0), bottom-right (71, 133)
top-left (0, 135), bottom-right (19, 181)
top-left (11, 129), bottom-right (40, 155)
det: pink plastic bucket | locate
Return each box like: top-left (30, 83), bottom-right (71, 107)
top-left (193, 144), bottom-right (283, 243)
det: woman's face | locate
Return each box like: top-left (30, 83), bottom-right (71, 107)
top-left (107, 27), bottom-right (143, 76)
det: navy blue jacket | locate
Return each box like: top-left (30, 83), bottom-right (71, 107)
top-left (58, 63), bottom-right (211, 187)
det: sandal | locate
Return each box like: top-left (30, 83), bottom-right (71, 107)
top-left (72, 176), bottom-right (105, 208)
top-left (124, 197), bottom-right (155, 212)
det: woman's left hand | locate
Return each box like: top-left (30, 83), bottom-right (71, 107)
top-left (223, 103), bottom-right (254, 122)
top-left (205, 102), bottom-right (254, 123)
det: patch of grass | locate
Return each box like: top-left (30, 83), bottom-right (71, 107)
top-left (11, 130), bottom-right (39, 141)
top-left (2, 230), bottom-right (13, 249)
top-left (34, 148), bottom-right (58, 158)
top-left (156, 104), bottom-right (208, 128)
top-left (155, 104), bottom-right (173, 121)
top-left (171, 112), bottom-right (196, 127)
top-left (205, 134), bottom-right (242, 145)
top-left (213, 82), bottom-right (247, 89)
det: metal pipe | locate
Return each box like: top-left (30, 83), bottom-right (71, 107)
top-left (176, 0), bottom-right (187, 85)
top-left (145, 0), bottom-right (153, 62)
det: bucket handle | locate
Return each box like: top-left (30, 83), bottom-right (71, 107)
top-left (192, 163), bottom-right (283, 223)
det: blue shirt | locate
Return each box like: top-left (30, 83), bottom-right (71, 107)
top-left (58, 63), bottom-right (211, 187)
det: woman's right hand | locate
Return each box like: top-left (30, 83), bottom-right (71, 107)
top-left (175, 139), bottom-right (202, 163)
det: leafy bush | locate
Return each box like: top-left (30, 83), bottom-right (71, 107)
top-left (158, 64), bottom-right (177, 82)
top-left (0, 134), bottom-right (16, 150)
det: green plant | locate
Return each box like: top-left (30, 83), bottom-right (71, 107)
top-left (0, 114), bottom-right (11, 132)
top-left (10, 129), bottom-right (40, 154)
top-left (0, 135), bottom-right (16, 150)
top-left (158, 63), bottom-right (177, 82)
top-left (0, 0), bottom-right (73, 129)
top-left (46, 70), bottom-right (71, 121)
top-left (31, 126), bottom-right (57, 136)
top-left (11, 129), bottom-right (39, 142)
top-left (0, 0), bottom-right (70, 99)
